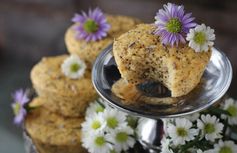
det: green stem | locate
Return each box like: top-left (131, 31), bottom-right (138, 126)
top-left (24, 104), bottom-right (37, 112)
top-left (179, 135), bottom-right (200, 153)
top-left (228, 125), bottom-right (237, 133)
top-left (222, 119), bottom-right (229, 140)
top-left (208, 106), bottom-right (231, 116)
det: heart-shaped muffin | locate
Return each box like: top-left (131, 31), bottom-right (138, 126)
top-left (113, 24), bottom-right (211, 97)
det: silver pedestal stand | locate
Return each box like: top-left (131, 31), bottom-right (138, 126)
top-left (92, 44), bottom-right (232, 152)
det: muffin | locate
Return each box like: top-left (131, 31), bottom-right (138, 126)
top-left (31, 55), bottom-right (97, 117)
top-left (112, 78), bottom-right (179, 105)
top-left (25, 98), bottom-right (86, 153)
top-left (112, 78), bottom-right (141, 104)
top-left (113, 24), bottom-right (211, 97)
top-left (65, 15), bottom-right (141, 67)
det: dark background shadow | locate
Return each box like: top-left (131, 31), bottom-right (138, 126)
top-left (0, 0), bottom-right (236, 152)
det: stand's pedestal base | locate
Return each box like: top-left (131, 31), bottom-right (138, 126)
top-left (138, 118), bottom-right (165, 152)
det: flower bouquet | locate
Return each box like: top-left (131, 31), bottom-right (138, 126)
top-left (11, 88), bottom-right (237, 153)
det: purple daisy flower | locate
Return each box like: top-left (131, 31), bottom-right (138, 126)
top-left (154, 3), bottom-right (196, 46)
top-left (11, 89), bottom-right (29, 125)
top-left (72, 8), bottom-right (111, 42)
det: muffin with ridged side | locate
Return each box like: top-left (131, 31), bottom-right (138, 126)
top-left (31, 55), bottom-right (97, 117)
top-left (25, 98), bottom-right (86, 153)
top-left (65, 15), bottom-right (141, 68)
top-left (113, 24), bottom-right (211, 98)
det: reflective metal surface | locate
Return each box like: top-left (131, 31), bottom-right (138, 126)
top-left (92, 44), bottom-right (233, 119)
top-left (23, 130), bottom-right (38, 153)
top-left (137, 118), bottom-right (164, 151)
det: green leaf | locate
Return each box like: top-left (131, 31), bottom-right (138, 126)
top-left (222, 118), bottom-right (229, 140)
top-left (208, 106), bottom-right (231, 116)
top-left (179, 135), bottom-right (200, 153)
top-left (24, 104), bottom-right (37, 112)
top-left (126, 116), bottom-right (138, 129)
top-left (229, 125), bottom-right (237, 133)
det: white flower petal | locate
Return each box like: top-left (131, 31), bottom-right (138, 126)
top-left (106, 125), bottom-right (135, 152)
top-left (86, 99), bottom-right (105, 117)
top-left (102, 109), bottom-right (128, 132)
top-left (61, 54), bottom-right (86, 79)
top-left (167, 118), bottom-right (197, 146)
top-left (197, 114), bottom-right (224, 142)
top-left (186, 24), bottom-right (215, 52)
top-left (221, 98), bottom-right (237, 125)
top-left (213, 140), bottom-right (237, 153)
top-left (82, 132), bottom-right (112, 153)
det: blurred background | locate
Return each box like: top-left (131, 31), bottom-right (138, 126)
top-left (0, 0), bottom-right (237, 152)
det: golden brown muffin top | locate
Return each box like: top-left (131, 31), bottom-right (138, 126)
top-left (25, 98), bottom-right (84, 145)
top-left (113, 24), bottom-right (211, 97)
top-left (68, 14), bottom-right (141, 43)
top-left (114, 24), bottom-right (210, 60)
top-left (65, 15), bottom-right (141, 67)
top-left (31, 55), bottom-right (93, 96)
top-left (106, 15), bottom-right (142, 38)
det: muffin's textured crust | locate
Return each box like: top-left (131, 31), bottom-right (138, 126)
top-left (25, 98), bottom-right (86, 153)
top-left (31, 55), bottom-right (97, 117)
top-left (113, 24), bottom-right (211, 97)
top-left (112, 78), bottom-right (179, 105)
top-left (65, 15), bottom-right (141, 67)
top-left (112, 78), bottom-right (141, 104)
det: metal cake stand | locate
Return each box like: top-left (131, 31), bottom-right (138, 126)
top-left (92, 44), bottom-right (233, 152)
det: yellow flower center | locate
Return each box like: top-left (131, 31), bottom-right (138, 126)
top-left (204, 123), bottom-right (215, 134)
top-left (116, 132), bottom-right (128, 142)
top-left (13, 103), bottom-right (21, 115)
top-left (94, 136), bottom-right (105, 146)
top-left (219, 146), bottom-right (232, 153)
top-left (194, 32), bottom-right (206, 45)
top-left (227, 105), bottom-right (237, 117)
top-left (107, 117), bottom-right (118, 129)
top-left (166, 18), bottom-right (182, 33)
top-left (96, 106), bottom-right (104, 113)
top-left (70, 63), bottom-right (80, 73)
top-left (83, 19), bottom-right (98, 33)
top-left (176, 127), bottom-right (188, 137)
top-left (110, 149), bottom-right (117, 153)
top-left (91, 120), bottom-right (101, 130)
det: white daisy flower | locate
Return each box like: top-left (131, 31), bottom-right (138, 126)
top-left (213, 140), bottom-right (237, 153)
top-left (196, 149), bottom-right (213, 153)
top-left (82, 131), bottom-right (112, 153)
top-left (102, 109), bottom-right (127, 132)
top-left (184, 113), bottom-right (200, 122)
top-left (162, 118), bottom-right (175, 135)
top-left (85, 100), bottom-right (105, 117)
top-left (167, 118), bottom-right (199, 145)
top-left (196, 149), bottom-right (204, 153)
top-left (221, 98), bottom-right (237, 125)
top-left (160, 138), bottom-right (174, 153)
top-left (81, 113), bottom-right (106, 133)
top-left (106, 125), bottom-right (135, 152)
top-left (197, 114), bottom-right (224, 142)
top-left (186, 24), bottom-right (215, 52)
top-left (61, 54), bottom-right (86, 79)
top-left (109, 149), bottom-right (118, 153)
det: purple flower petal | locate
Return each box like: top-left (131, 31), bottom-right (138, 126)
top-left (11, 89), bottom-right (29, 126)
top-left (72, 8), bottom-right (110, 42)
top-left (154, 3), bottom-right (196, 46)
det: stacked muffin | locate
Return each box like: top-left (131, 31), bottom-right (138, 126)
top-left (113, 24), bottom-right (211, 99)
top-left (25, 12), bottom-right (140, 153)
